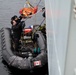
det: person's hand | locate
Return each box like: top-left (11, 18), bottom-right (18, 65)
top-left (21, 14), bottom-right (26, 19)
top-left (21, 14), bottom-right (32, 19)
top-left (12, 20), bottom-right (17, 26)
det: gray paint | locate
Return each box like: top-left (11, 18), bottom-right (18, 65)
top-left (64, 0), bottom-right (76, 75)
top-left (45, 0), bottom-right (71, 75)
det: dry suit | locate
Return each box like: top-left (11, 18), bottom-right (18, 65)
top-left (11, 16), bottom-right (25, 51)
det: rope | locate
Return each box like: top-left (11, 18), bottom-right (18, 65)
top-left (32, 18), bottom-right (45, 39)
top-left (39, 18), bottom-right (45, 26)
top-left (22, 0), bottom-right (43, 19)
top-left (24, 0), bottom-right (41, 7)
top-left (25, 0), bottom-right (34, 8)
top-left (37, 0), bottom-right (42, 6)
top-left (22, 0), bottom-right (44, 25)
top-left (9, 56), bottom-right (17, 66)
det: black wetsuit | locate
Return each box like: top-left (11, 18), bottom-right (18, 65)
top-left (12, 16), bottom-right (25, 51)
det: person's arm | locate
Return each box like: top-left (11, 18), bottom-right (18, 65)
top-left (16, 16), bottom-right (22, 24)
top-left (12, 23), bottom-right (21, 31)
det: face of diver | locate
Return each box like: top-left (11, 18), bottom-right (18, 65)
top-left (12, 20), bottom-right (17, 26)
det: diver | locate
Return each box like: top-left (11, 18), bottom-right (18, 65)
top-left (11, 15), bottom-right (25, 52)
